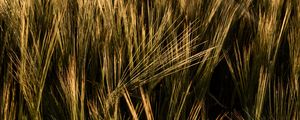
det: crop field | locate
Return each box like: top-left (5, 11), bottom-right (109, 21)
top-left (0, 0), bottom-right (299, 119)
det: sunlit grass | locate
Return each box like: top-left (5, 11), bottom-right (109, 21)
top-left (0, 0), bottom-right (299, 119)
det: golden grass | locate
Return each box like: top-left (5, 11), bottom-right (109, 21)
top-left (0, 0), bottom-right (299, 119)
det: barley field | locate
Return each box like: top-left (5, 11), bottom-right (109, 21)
top-left (0, 0), bottom-right (299, 119)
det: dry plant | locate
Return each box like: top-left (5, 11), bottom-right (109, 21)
top-left (0, 0), bottom-right (299, 119)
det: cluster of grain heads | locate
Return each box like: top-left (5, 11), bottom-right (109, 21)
top-left (13, 0), bottom-right (61, 119)
top-left (224, 0), bottom-right (299, 119)
top-left (0, 0), bottom-right (299, 119)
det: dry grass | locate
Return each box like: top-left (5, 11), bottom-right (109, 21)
top-left (0, 0), bottom-right (299, 119)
